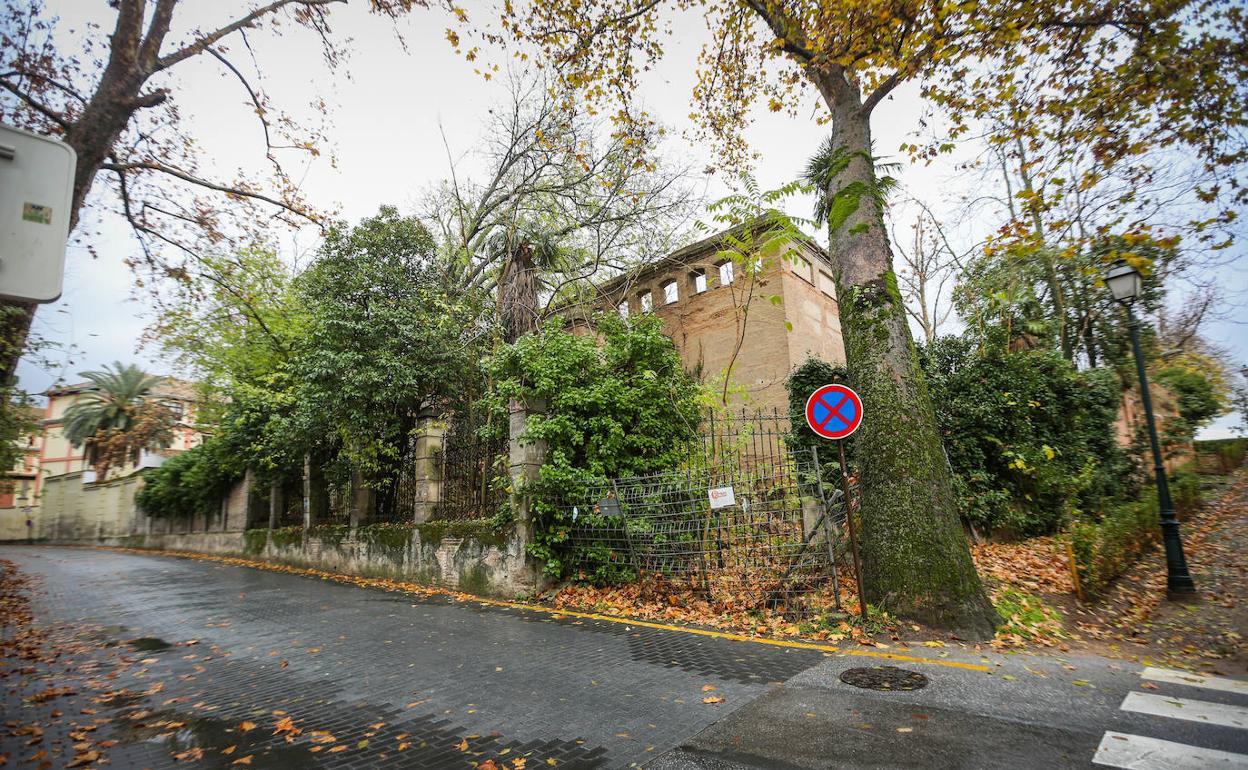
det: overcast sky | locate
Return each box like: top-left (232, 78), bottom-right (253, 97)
top-left (14, 1), bottom-right (1247, 437)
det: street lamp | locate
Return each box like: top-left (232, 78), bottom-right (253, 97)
top-left (1105, 259), bottom-right (1197, 597)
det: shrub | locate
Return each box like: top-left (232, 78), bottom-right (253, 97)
top-left (485, 313), bottom-right (702, 579)
top-left (1170, 464), bottom-right (1203, 520)
top-left (1070, 494), bottom-right (1159, 597)
top-left (920, 335), bottom-right (1130, 536)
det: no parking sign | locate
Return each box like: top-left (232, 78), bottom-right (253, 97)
top-left (804, 383), bottom-right (863, 440)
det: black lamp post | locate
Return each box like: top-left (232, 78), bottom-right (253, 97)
top-left (1104, 259), bottom-right (1196, 598)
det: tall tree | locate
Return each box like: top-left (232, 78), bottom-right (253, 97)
top-left (0, 0), bottom-right (416, 381)
top-left (294, 206), bottom-right (489, 517)
top-left (421, 72), bottom-right (698, 330)
top-left (448, 0), bottom-right (1245, 635)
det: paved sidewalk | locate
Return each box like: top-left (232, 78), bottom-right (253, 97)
top-left (1, 546), bottom-right (824, 769)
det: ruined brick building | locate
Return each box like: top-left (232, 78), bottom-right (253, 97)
top-left (570, 226), bottom-right (846, 415)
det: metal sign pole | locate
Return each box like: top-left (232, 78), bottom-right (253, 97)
top-left (810, 446), bottom-right (842, 613)
top-left (838, 440), bottom-right (866, 624)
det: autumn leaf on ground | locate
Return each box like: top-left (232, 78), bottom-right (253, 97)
top-left (273, 716), bottom-right (301, 740)
top-left (701, 685), bottom-right (717, 692)
top-left (455, 738), bottom-right (470, 752)
top-left (327, 745), bottom-right (347, 754)
top-left (478, 760), bottom-right (499, 770)
top-left (702, 695), bottom-right (724, 704)
top-left (231, 756), bottom-right (253, 765)
top-left (173, 747), bottom-right (204, 761)
top-left (512, 759), bottom-right (526, 769)
top-left (238, 721), bottom-right (256, 732)
top-left (66, 751), bottom-right (100, 768)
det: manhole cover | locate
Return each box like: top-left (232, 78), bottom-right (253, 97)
top-left (839, 666), bottom-right (928, 691)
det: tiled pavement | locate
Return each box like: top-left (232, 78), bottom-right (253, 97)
top-left (1, 546), bottom-right (826, 768)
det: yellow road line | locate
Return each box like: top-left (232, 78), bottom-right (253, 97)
top-left (481, 599), bottom-right (990, 671)
top-left (99, 545), bottom-right (990, 673)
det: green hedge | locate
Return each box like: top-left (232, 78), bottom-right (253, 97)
top-left (1171, 465), bottom-right (1203, 520)
top-left (1194, 438), bottom-right (1247, 474)
top-left (1071, 465), bottom-right (1205, 597)
top-left (1071, 495), bottom-right (1159, 597)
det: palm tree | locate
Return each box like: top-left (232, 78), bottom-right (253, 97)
top-left (62, 362), bottom-right (166, 448)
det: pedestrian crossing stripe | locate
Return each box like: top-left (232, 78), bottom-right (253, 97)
top-left (1120, 691), bottom-right (1248, 730)
top-left (1094, 667), bottom-right (1248, 769)
top-left (1142, 667), bottom-right (1248, 695)
top-left (1093, 732), bottom-right (1248, 769)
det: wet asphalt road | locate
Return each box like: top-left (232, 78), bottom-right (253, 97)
top-left (2, 546), bottom-right (1246, 769)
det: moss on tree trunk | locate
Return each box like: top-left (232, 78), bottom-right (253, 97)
top-left (822, 96), bottom-right (998, 639)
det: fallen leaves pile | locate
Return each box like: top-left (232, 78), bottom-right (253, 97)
top-left (971, 536), bottom-right (1075, 595)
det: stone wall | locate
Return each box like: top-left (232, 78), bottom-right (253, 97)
top-left (0, 508), bottom-right (34, 541)
top-left (254, 524), bottom-right (535, 596)
top-left (105, 523), bottom-right (537, 598)
top-left (1113, 383), bottom-right (1194, 471)
top-left (27, 472), bottom-right (144, 542)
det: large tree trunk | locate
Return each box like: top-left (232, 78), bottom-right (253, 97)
top-left (819, 85), bottom-right (998, 638)
top-left (498, 243), bottom-right (540, 344)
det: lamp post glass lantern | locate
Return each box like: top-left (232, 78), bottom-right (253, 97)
top-left (1105, 260), bottom-right (1197, 597)
top-left (1105, 259), bottom-right (1143, 303)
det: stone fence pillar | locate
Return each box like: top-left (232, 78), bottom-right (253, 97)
top-left (508, 396), bottom-right (546, 548)
top-left (411, 412), bottom-right (446, 524)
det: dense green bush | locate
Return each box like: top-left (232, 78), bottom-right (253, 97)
top-left (1170, 464), bottom-right (1203, 520)
top-left (1154, 365), bottom-right (1227, 443)
top-left (135, 438), bottom-right (243, 519)
top-left (785, 357), bottom-right (852, 461)
top-left (485, 313), bottom-right (702, 580)
top-left (921, 336), bottom-right (1130, 536)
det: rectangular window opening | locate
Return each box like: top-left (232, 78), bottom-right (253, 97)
top-left (691, 270), bottom-right (708, 294)
top-left (793, 256), bottom-right (813, 282)
top-left (639, 291), bottom-right (653, 312)
top-left (718, 261), bottom-right (734, 286)
top-left (818, 271), bottom-right (836, 298)
top-left (662, 280), bottom-right (679, 305)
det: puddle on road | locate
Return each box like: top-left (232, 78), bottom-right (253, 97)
top-left (127, 636), bottom-right (173, 652)
top-left (113, 708), bottom-right (311, 768)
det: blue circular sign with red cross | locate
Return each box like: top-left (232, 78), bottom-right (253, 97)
top-left (805, 383), bottom-right (863, 440)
